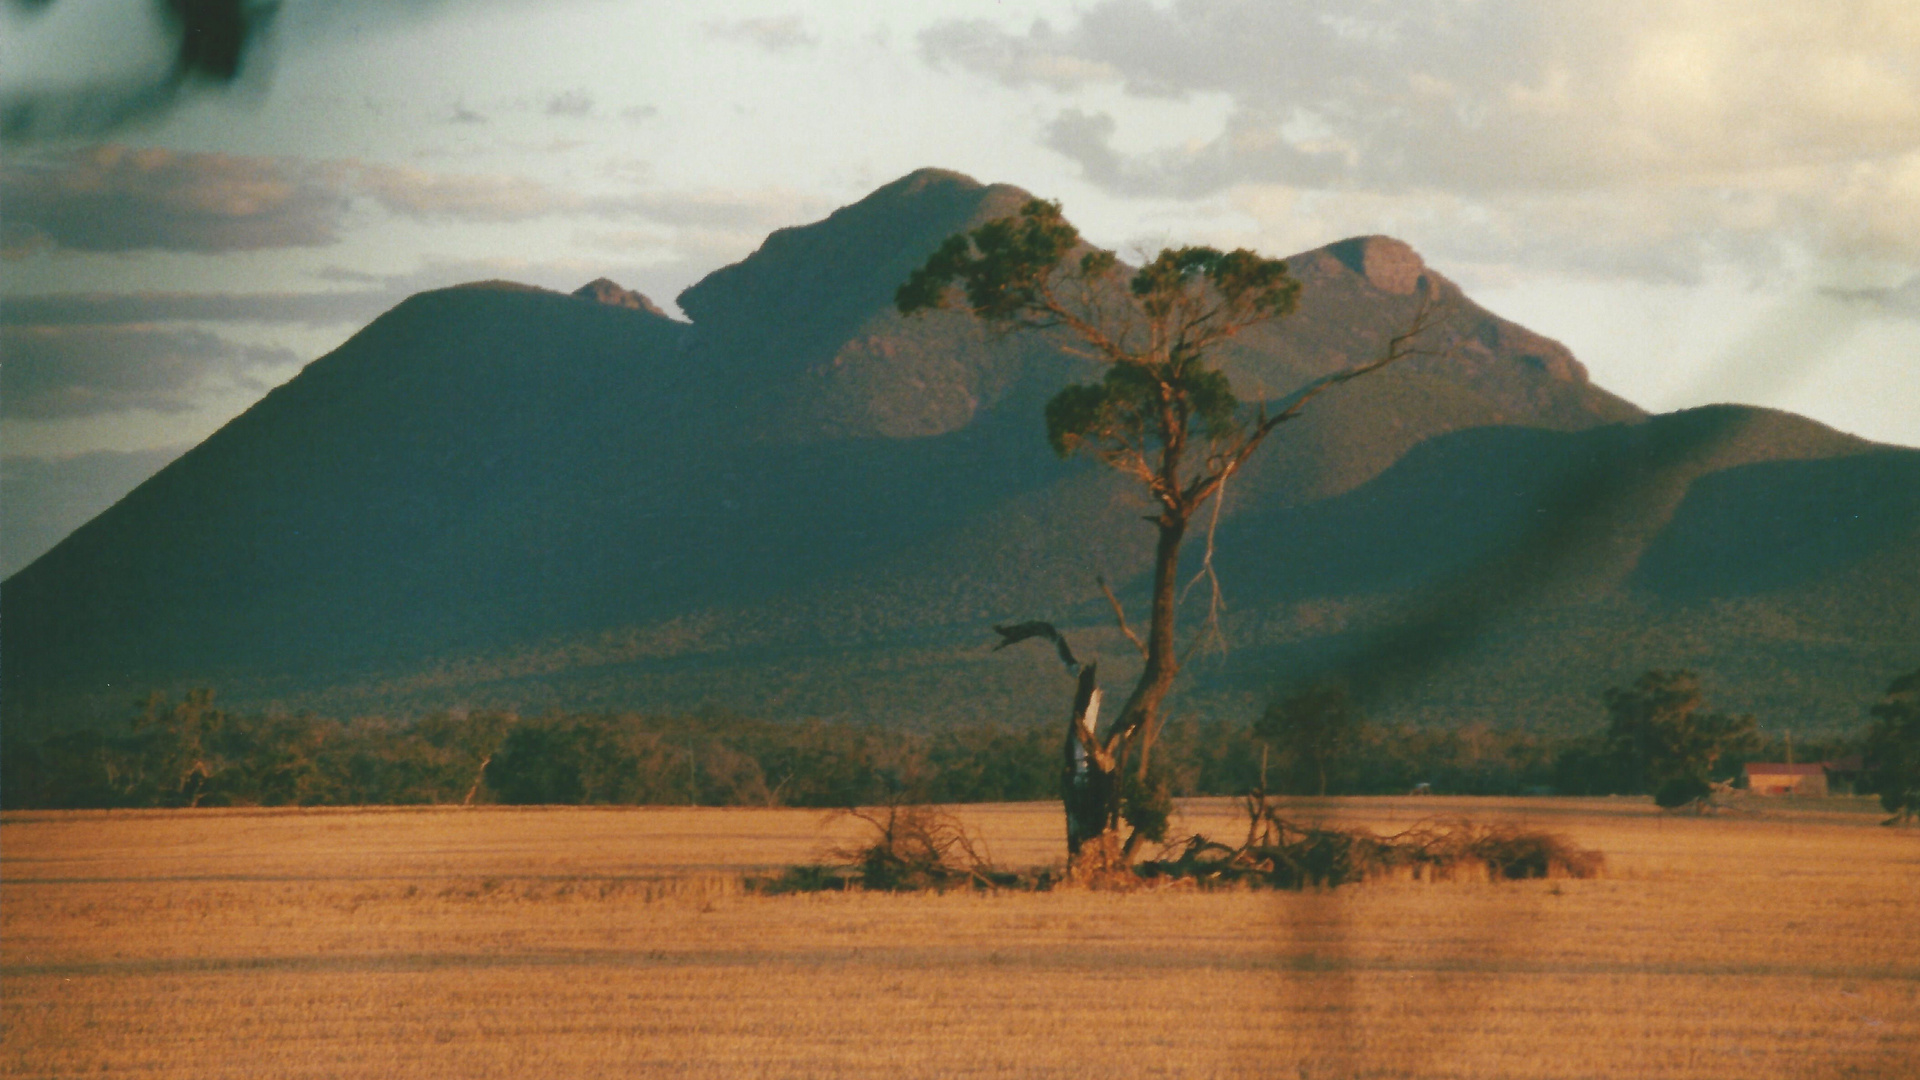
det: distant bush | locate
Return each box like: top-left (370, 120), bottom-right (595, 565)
top-left (2, 695), bottom-right (1057, 810)
top-left (1864, 669), bottom-right (1919, 824)
top-left (3, 683), bottom-right (1866, 811)
top-left (1654, 776), bottom-right (1713, 810)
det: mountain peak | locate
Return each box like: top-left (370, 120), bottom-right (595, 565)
top-left (869, 167), bottom-right (989, 200)
top-left (1255, 233), bottom-right (1627, 414)
top-left (1323, 235), bottom-right (1429, 295)
top-left (674, 167), bottom-right (1030, 331)
top-left (573, 278), bottom-right (668, 317)
top-left (444, 279), bottom-right (559, 296)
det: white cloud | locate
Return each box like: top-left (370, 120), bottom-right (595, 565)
top-left (544, 90), bottom-right (593, 117)
top-left (704, 15), bottom-right (818, 54)
top-left (922, 0), bottom-right (1920, 281)
top-left (1, 324), bottom-right (301, 419)
top-left (1825, 275), bottom-right (1920, 320)
top-left (918, 19), bottom-right (1120, 91)
top-left (1, 144), bottom-right (348, 255)
top-left (3, 145), bottom-right (828, 255)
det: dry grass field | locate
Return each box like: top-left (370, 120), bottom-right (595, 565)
top-left (4, 796), bottom-right (1916, 1079)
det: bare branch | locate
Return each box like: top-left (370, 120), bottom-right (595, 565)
top-left (1096, 575), bottom-right (1149, 659)
top-left (1177, 462), bottom-right (1231, 663)
top-left (1181, 291), bottom-right (1452, 509)
top-left (1093, 444), bottom-right (1160, 494)
top-left (1032, 277), bottom-right (1135, 366)
top-left (1266, 289), bottom-right (1450, 428)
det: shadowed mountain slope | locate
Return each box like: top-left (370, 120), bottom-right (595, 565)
top-left (676, 169), bottom-right (1058, 442)
top-left (4, 169), bottom-right (1914, 736)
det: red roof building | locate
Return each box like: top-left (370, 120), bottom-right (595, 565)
top-left (1744, 763), bottom-right (1828, 796)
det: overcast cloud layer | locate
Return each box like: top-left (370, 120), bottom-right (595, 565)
top-left (2, 323), bottom-right (299, 419)
top-left (1, 143), bottom-right (814, 256)
top-left (924, 0), bottom-right (1920, 282)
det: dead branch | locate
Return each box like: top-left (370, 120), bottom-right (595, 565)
top-left (1263, 287), bottom-right (1450, 429)
top-left (829, 802), bottom-right (1010, 891)
top-left (991, 621), bottom-right (1080, 671)
top-left (1140, 794), bottom-right (1605, 888)
top-left (1067, 664), bottom-right (1110, 769)
top-left (1096, 574), bottom-right (1148, 659)
top-left (463, 753), bottom-right (492, 806)
top-left (1179, 287), bottom-right (1453, 511)
top-left (1177, 459), bottom-right (1232, 662)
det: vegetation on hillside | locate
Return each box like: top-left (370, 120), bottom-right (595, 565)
top-left (1863, 667), bottom-right (1920, 823)
top-left (4, 170), bottom-right (1908, 742)
top-left (1, 676), bottom-right (1876, 812)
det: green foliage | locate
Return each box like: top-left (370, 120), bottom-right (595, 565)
top-left (1041, 361), bottom-right (1241, 459)
top-left (1602, 670), bottom-right (1758, 794)
top-left (486, 725), bottom-right (589, 804)
top-left (1654, 776), bottom-right (1714, 809)
top-left (1254, 683), bottom-right (1366, 796)
top-left (1864, 668), bottom-right (1920, 818)
top-left (896, 196), bottom-right (1298, 487)
top-left (1119, 765), bottom-right (1174, 843)
top-left (1, 698), bottom-right (1062, 811)
top-left (126, 688), bottom-right (226, 807)
top-left (12, 677), bottom-right (1873, 812)
top-left (1130, 246), bottom-right (1298, 323)
top-left (0, 729), bottom-right (126, 809)
top-left (1, 695), bottom-right (516, 810)
top-left (894, 199), bottom-right (1083, 322)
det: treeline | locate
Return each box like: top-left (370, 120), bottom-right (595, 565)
top-left (0, 683), bottom-right (1873, 812)
top-left (1247, 672), bottom-right (1872, 806)
top-left (0, 692), bottom-right (1059, 811)
top-left (1159, 712), bottom-right (1856, 801)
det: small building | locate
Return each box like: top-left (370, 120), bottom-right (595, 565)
top-left (1823, 756), bottom-right (1865, 794)
top-left (1744, 763), bottom-right (1828, 796)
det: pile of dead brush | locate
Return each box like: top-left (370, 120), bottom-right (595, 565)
top-left (752, 804), bottom-right (1044, 893)
top-left (1139, 794), bottom-right (1604, 888)
top-left (752, 795), bottom-right (1602, 894)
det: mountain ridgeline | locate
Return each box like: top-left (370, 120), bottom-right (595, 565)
top-left (4, 168), bottom-right (1915, 736)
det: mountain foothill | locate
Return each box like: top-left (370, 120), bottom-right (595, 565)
top-left (4, 168), bottom-right (1914, 739)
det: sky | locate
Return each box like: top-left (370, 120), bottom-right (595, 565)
top-left (3, 0), bottom-right (1918, 575)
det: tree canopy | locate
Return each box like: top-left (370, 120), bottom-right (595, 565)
top-left (1254, 683), bottom-right (1366, 797)
top-left (1864, 668), bottom-right (1920, 823)
top-left (1602, 670), bottom-right (1758, 806)
top-left (898, 198), bottom-right (1402, 525)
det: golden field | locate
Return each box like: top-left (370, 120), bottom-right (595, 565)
top-left (3, 797), bottom-right (1916, 1079)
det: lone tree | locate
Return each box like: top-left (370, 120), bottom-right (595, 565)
top-left (1864, 668), bottom-right (1920, 825)
top-left (1254, 683), bottom-right (1365, 797)
top-left (898, 198), bottom-right (1440, 868)
top-left (1602, 670), bottom-right (1758, 809)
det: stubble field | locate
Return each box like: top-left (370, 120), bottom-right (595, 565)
top-left (3, 796), bottom-right (1916, 1079)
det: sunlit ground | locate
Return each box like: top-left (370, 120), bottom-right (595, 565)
top-left (4, 797), bottom-right (1915, 1079)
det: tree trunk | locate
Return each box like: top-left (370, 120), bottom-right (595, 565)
top-left (1114, 518), bottom-right (1186, 748)
top-left (1061, 665), bottom-right (1115, 861)
top-left (1061, 518), bottom-right (1187, 869)
top-left (1120, 519), bottom-right (1186, 795)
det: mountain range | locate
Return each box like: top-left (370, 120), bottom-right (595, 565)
top-left (4, 168), bottom-right (1915, 737)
